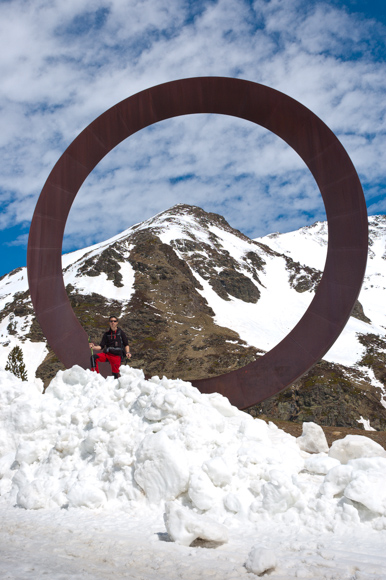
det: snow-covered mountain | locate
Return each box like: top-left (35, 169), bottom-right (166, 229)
top-left (1, 205), bottom-right (386, 428)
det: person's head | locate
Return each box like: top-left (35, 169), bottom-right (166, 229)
top-left (109, 316), bottom-right (119, 328)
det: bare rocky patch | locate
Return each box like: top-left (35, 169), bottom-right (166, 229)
top-left (247, 359), bottom-right (386, 430)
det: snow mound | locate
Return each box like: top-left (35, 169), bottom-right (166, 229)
top-left (0, 366), bottom-right (386, 538)
top-left (328, 434), bottom-right (386, 464)
top-left (297, 421), bottom-right (329, 453)
top-left (245, 545), bottom-right (277, 576)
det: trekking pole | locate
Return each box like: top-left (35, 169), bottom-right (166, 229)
top-left (89, 337), bottom-right (95, 369)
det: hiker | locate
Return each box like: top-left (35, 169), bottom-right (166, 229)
top-left (89, 316), bottom-right (131, 379)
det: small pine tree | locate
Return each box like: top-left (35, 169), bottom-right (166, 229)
top-left (5, 345), bottom-right (28, 381)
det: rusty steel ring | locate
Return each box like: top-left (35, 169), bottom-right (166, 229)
top-left (27, 77), bottom-right (368, 409)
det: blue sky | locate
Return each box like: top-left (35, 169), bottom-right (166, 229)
top-left (0, 0), bottom-right (385, 277)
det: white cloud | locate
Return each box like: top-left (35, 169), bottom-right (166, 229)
top-left (0, 0), bottom-right (385, 255)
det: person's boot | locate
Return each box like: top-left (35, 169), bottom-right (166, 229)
top-left (113, 373), bottom-right (120, 380)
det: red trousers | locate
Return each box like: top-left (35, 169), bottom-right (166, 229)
top-left (91, 352), bottom-right (121, 374)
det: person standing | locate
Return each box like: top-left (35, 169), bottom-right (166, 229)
top-left (90, 316), bottom-right (131, 379)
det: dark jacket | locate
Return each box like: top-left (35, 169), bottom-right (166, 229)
top-left (100, 327), bottom-right (129, 357)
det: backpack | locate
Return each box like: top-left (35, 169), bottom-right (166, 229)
top-left (106, 328), bottom-right (125, 358)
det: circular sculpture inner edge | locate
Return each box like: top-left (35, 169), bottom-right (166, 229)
top-left (27, 77), bottom-right (368, 409)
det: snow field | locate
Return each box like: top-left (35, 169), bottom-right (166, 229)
top-left (1, 365), bottom-right (386, 578)
top-left (194, 254), bottom-right (316, 354)
top-left (257, 221), bottom-right (328, 272)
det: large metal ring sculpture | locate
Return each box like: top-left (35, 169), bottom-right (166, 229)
top-left (27, 77), bottom-right (368, 409)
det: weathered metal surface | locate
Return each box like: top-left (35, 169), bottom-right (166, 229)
top-left (27, 77), bottom-right (368, 408)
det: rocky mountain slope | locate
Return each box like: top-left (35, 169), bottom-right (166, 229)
top-left (1, 205), bottom-right (386, 429)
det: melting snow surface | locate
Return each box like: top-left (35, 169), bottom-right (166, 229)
top-left (0, 366), bottom-right (385, 578)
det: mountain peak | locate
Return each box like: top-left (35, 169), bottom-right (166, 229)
top-left (129, 204), bottom-right (249, 244)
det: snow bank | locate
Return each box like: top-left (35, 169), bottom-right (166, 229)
top-left (1, 365), bottom-right (386, 545)
top-left (328, 434), bottom-right (386, 463)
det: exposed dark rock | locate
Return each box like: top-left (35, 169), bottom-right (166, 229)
top-left (171, 230), bottom-right (263, 303)
top-left (0, 290), bottom-right (34, 324)
top-left (7, 318), bottom-right (17, 335)
top-left (77, 246), bottom-right (125, 287)
top-left (357, 333), bottom-right (386, 384)
top-left (25, 317), bottom-right (45, 343)
top-left (211, 268), bottom-right (260, 303)
top-left (246, 360), bottom-right (386, 430)
top-left (351, 300), bottom-right (371, 324)
top-left (284, 256), bottom-right (322, 293)
top-left (36, 348), bottom-right (66, 392)
top-left (244, 251), bottom-right (266, 282)
top-left (133, 233), bottom-right (203, 293)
